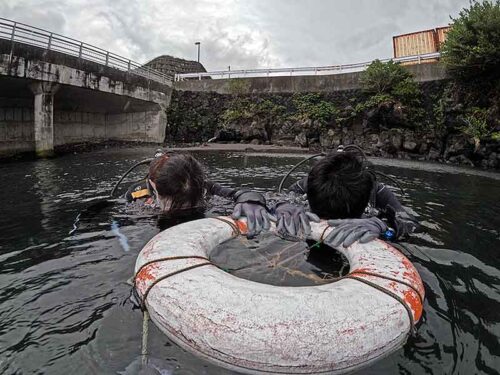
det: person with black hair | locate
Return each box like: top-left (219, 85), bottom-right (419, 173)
top-left (275, 151), bottom-right (419, 246)
top-left (125, 151), bottom-right (275, 237)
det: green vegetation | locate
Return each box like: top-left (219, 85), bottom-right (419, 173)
top-left (441, 0), bottom-right (500, 85)
top-left (221, 93), bottom-right (338, 128)
top-left (221, 93), bottom-right (341, 127)
top-left (358, 60), bottom-right (423, 127)
top-left (221, 97), bottom-right (254, 124)
top-left (171, 2), bottom-right (499, 162)
top-left (440, 0), bottom-right (500, 149)
top-left (460, 107), bottom-right (500, 151)
top-left (291, 93), bottom-right (339, 125)
top-left (221, 97), bottom-right (286, 126)
top-left (432, 93), bottom-right (449, 137)
top-left (360, 60), bottom-right (419, 99)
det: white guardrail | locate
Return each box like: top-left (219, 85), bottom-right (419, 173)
top-left (0, 17), bottom-right (172, 85)
top-left (175, 52), bottom-right (441, 81)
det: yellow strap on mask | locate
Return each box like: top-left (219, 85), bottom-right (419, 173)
top-left (131, 188), bottom-right (150, 199)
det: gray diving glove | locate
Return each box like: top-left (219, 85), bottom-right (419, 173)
top-left (273, 202), bottom-right (320, 240)
top-left (325, 217), bottom-right (388, 248)
top-left (231, 190), bottom-right (276, 238)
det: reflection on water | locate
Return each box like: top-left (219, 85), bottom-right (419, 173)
top-left (0, 147), bottom-right (499, 374)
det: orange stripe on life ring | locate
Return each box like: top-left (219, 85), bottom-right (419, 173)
top-left (404, 289), bottom-right (423, 321)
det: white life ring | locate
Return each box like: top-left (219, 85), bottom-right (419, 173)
top-left (134, 217), bottom-right (424, 374)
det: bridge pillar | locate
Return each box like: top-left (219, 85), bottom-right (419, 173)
top-left (29, 82), bottom-right (60, 157)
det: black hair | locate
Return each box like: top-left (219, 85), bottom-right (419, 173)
top-left (307, 152), bottom-right (374, 219)
top-left (156, 209), bottom-right (205, 231)
top-left (148, 153), bottom-right (205, 211)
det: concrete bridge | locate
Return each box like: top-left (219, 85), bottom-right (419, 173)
top-left (0, 18), bottom-right (172, 157)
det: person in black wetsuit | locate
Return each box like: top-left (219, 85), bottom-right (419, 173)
top-left (126, 149), bottom-right (418, 246)
top-left (273, 150), bottom-right (420, 247)
top-left (125, 151), bottom-right (275, 237)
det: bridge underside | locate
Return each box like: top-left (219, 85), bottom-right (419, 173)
top-left (0, 75), bottom-right (168, 157)
top-left (0, 39), bottom-right (172, 157)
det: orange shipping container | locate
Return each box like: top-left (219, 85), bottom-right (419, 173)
top-left (393, 29), bottom-right (438, 58)
top-left (393, 26), bottom-right (450, 65)
top-left (436, 26), bottom-right (451, 46)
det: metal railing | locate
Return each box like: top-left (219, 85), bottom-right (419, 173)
top-left (0, 17), bottom-right (172, 85)
top-left (174, 52), bottom-right (441, 81)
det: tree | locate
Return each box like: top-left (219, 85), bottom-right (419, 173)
top-left (358, 60), bottom-right (423, 128)
top-left (441, 1), bottom-right (500, 86)
top-left (441, 1), bottom-right (500, 149)
top-left (359, 60), bottom-right (421, 107)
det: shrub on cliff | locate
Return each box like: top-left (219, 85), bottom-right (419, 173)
top-left (359, 60), bottom-right (421, 106)
top-left (358, 60), bottom-right (423, 128)
top-left (221, 97), bottom-right (254, 124)
top-left (291, 93), bottom-right (339, 125)
top-left (441, 0), bottom-right (500, 87)
top-left (459, 107), bottom-right (500, 151)
top-left (221, 97), bottom-right (286, 126)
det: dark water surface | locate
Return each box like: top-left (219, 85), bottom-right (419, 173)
top-left (1, 147), bottom-right (499, 374)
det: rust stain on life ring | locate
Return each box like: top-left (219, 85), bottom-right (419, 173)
top-left (382, 242), bottom-right (425, 297)
top-left (142, 237), bottom-right (161, 257)
top-left (135, 263), bottom-right (159, 286)
top-left (235, 220), bottom-right (248, 235)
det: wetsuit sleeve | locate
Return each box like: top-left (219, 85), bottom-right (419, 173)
top-left (375, 183), bottom-right (420, 239)
top-left (288, 177), bottom-right (308, 194)
top-left (205, 180), bottom-right (237, 199)
top-left (374, 183), bottom-right (404, 212)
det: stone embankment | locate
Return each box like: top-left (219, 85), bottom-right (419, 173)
top-left (166, 84), bottom-right (499, 169)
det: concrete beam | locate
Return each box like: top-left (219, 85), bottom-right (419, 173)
top-left (29, 82), bottom-right (59, 157)
top-left (0, 53), bottom-right (170, 106)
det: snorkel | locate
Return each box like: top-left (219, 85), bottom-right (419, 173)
top-left (109, 149), bottom-right (165, 198)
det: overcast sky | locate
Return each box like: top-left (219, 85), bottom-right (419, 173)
top-left (1, 0), bottom-right (470, 71)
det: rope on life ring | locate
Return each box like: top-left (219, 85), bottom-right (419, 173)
top-left (134, 217), bottom-right (242, 363)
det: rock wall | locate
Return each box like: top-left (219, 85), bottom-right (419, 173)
top-left (166, 90), bottom-right (228, 143)
top-left (166, 82), bottom-right (500, 169)
top-left (145, 55), bottom-right (206, 80)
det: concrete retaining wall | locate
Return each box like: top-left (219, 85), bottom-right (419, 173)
top-left (174, 63), bottom-right (447, 94)
top-left (0, 104), bottom-right (166, 156)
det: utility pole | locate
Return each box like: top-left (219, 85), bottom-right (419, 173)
top-left (194, 42), bottom-right (200, 62)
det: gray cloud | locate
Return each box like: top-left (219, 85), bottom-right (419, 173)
top-left (0, 0), bottom-right (470, 71)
